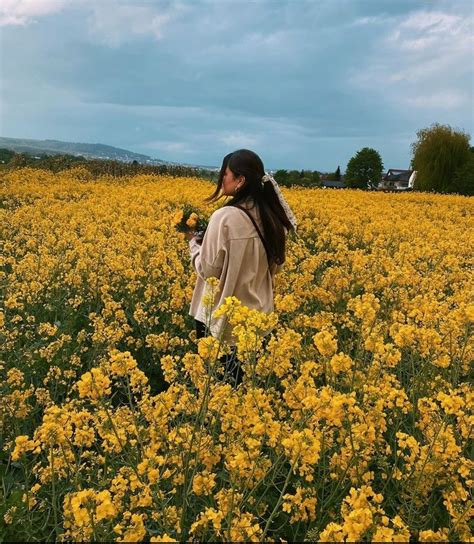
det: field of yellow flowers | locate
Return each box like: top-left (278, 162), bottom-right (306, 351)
top-left (1, 166), bottom-right (473, 542)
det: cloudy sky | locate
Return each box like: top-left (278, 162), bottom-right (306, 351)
top-left (1, 0), bottom-right (473, 170)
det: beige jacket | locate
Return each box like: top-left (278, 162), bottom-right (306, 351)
top-left (188, 198), bottom-right (284, 345)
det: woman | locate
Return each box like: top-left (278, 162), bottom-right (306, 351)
top-left (186, 149), bottom-right (297, 385)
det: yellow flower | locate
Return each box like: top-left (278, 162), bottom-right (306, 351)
top-left (3, 506), bottom-right (17, 525)
top-left (192, 471), bottom-right (217, 496)
top-left (11, 435), bottom-right (37, 461)
top-left (282, 428), bottom-right (321, 479)
top-left (318, 522), bottom-right (345, 542)
top-left (120, 513), bottom-right (146, 542)
top-left (329, 352), bottom-right (353, 374)
top-left (186, 212), bottom-right (199, 229)
top-left (160, 355), bottom-right (179, 383)
top-left (197, 336), bottom-right (222, 361)
top-left (77, 368), bottom-right (111, 400)
top-left (7, 368), bottom-right (24, 387)
top-left (390, 323), bottom-right (416, 349)
top-left (419, 528), bottom-right (450, 542)
top-left (313, 330), bottom-right (337, 357)
top-left (109, 349), bottom-right (138, 377)
top-left (171, 209), bottom-right (183, 225)
top-left (202, 276), bottom-right (221, 309)
top-left (95, 490), bottom-right (117, 521)
top-left (282, 487), bottom-right (317, 523)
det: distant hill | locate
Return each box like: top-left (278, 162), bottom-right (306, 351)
top-left (0, 136), bottom-right (154, 163)
top-left (0, 136), bottom-right (218, 170)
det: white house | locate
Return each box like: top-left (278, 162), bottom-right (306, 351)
top-left (379, 169), bottom-right (417, 190)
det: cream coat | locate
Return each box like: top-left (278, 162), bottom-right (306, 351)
top-left (188, 198), bottom-right (283, 345)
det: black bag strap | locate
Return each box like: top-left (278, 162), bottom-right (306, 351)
top-left (232, 204), bottom-right (271, 267)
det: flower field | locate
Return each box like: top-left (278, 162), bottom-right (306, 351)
top-left (1, 166), bottom-right (473, 542)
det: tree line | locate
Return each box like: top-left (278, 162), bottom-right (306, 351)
top-left (0, 150), bottom-right (214, 181)
top-left (273, 123), bottom-right (472, 195)
top-left (1, 122), bottom-right (472, 195)
top-left (337, 124), bottom-right (473, 195)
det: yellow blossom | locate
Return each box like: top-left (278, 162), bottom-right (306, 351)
top-left (77, 368), bottom-right (111, 400)
top-left (313, 330), bottom-right (338, 357)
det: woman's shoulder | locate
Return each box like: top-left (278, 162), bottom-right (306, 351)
top-left (210, 205), bottom-right (248, 223)
top-left (208, 204), bottom-right (256, 238)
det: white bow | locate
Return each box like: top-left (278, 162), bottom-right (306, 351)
top-left (262, 173), bottom-right (298, 232)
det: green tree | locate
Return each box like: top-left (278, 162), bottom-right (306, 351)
top-left (274, 170), bottom-right (290, 187)
top-left (288, 170), bottom-right (301, 185)
top-left (411, 123), bottom-right (471, 193)
top-left (296, 170), bottom-right (318, 187)
top-left (326, 166), bottom-right (341, 182)
top-left (311, 171), bottom-right (321, 185)
top-left (450, 148), bottom-right (474, 196)
top-left (9, 152), bottom-right (31, 168)
top-left (345, 148), bottom-right (383, 189)
top-left (0, 148), bottom-right (15, 164)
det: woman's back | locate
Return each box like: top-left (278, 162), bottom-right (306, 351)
top-left (188, 148), bottom-right (296, 347)
top-left (189, 198), bottom-right (281, 345)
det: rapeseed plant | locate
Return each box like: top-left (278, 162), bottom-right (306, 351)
top-left (1, 168), bottom-right (472, 541)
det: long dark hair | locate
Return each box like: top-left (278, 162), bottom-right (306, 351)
top-left (205, 152), bottom-right (234, 203)
top-left (204, 149), bottom-right (294, 266)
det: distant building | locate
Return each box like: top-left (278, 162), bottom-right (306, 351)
top-left (321, 180), bottom-right (346, 189)
top-left (379, 169), bottom-right (416, 191)
top-left (319, 173), bottom-right (346, 188)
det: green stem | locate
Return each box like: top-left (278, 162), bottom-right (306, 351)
top-left (50, 448), bottom-right (59, 537)
top-left (261, 458), bottom-right (297, 540)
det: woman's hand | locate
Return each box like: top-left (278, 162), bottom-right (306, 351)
top-left (185, 229), bottom-right (203, 245)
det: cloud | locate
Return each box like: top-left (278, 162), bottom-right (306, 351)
top-left (386, 10), bottom-right (472, 52)
top-left (404, 91), bottom-right (470, 109)
top-left (349, 7), bottom-right (473, 113)
top-left (219, 131), bottom-right (261, 148)
top-left (0, 0), bottom-right (184, 45)
top-left (1, 0), bottom-right (472, 170)
top-left (145, 140), bottom-right (194, 154)
top-left (351, 15), bottom-right (393, 26)
top-left (0, 0), bottom-right (68, 26)
top-left (86, 3), bottom-right (176, 47)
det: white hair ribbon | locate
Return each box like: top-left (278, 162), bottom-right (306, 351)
top-left (262, 173), bottom-right (298, 232)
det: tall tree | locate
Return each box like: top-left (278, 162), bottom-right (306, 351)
top-left (345, 148), bottom-right (383, 189)
top-left (0, 148), bottom-right (16, 164)
top-left (411, 123), bottom-right (471, 193)
top-left (297, 170), bottom-right (318, 187)
top-left (311, 171), bottom-right (321, 185)
top-left (451, 148), bottom-right (474, 196)
top-left (334, 166), bottom-right (341, 181)
top-left (274, 170), bottom-right (290, 187)
top-left (288, 170), bottom-right (301, 185)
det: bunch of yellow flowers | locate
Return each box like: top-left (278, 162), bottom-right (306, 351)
top-left (172, 203), bottom-right (209, 236)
